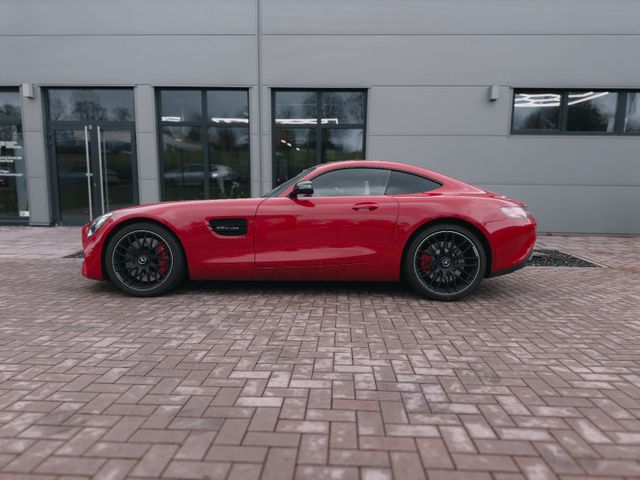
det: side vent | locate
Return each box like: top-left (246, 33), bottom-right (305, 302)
top-left (209, 218), bottom-right (248, 236)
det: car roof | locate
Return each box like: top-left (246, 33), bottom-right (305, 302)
top-left (309, 160), bottom-right (455, 185)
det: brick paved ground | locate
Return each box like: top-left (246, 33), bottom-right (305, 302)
top-left (1, 226), bottom-right (639, 480)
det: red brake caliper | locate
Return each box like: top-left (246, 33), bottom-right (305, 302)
top-left (419, 253), bottom-right (433, 272)
top-left (155, 244), bottom-right (169, 274)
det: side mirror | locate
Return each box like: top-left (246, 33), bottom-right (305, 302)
top-left (291, 180), bottom-right (313, 197)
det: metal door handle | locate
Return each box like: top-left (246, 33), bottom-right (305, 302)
top-left (96, 126), bottom-right (106, 214)
top-left (352, 203), bottom-right (379, 211)
top-left (84, 125), bottom-right (93, 221)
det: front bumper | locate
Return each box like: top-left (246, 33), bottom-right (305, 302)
top-left (81, 223), bottom-right (107, 280)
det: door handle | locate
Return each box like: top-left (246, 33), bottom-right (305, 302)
top-left (83, 125), bottom-right (93, 221)
top-left (352, 202), bottom-right (379, 212)
top-left (96, 126), bottom-right (106, 214)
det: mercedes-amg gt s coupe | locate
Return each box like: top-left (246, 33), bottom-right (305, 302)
top-left (82, 161), bottom-right (536, 301)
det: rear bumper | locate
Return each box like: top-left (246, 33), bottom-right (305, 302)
top-left (487, 217), bottom-right (536, 278)
top-left (486, 248), bottom-right (533, 278)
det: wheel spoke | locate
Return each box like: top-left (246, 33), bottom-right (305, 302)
top-left (111, 230), bottom-right (174, 291)
top-left (414, 230), bottom-right (481, 296)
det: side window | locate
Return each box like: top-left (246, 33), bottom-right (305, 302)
top-left (312, 168), bottom-right (390, 197)
top-left (386, 171), bottom-right (441, 194)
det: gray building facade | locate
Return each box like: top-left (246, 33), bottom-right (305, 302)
top-left (1, 0), bottom-right (639, 234)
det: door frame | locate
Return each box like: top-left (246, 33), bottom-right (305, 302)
top-left (44, 88), bottom-right (138, 225)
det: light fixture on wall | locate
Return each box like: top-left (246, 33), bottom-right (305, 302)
top-left (21, 83), bottom-right (34, 99)
top-left (489, 85), bottom-right (500, 102)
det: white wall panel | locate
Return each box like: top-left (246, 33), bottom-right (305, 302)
top-left (476, 185), bottom-right (640, 234)
top-left (0, 36), bottom-right (257, 86)
top-left (368, 87), bottom-right (511, 136)
top-left (1, 0), bottom-right (256, 35)
top-left (263, 0), bottom-right (640, 35)
top-left (368, 135), bottom-right (640, 187)
top-left (262, 35), bottom-right (640, 87)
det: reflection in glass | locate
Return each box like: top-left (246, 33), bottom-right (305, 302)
top-left (320, 91), bottom-right (365, 125)
top-left (274, 91), bottom-right (318, 125)
top-left (274, 128), bottom-right (316, 184)
top-left (566, 91), bottom-right (618, 132)
top-left (0, 124), bottom-right (27, 217)
top-left (162, 126), bottom-right (204, 200)
top-left (322, 129), bottom-right (364, 162)
top-left (0, 90), bottom-right (21, 121)
top-left (48, 89), bottom-right (135, 122)
top-left (386, 171), bottom-right (440, 195)
top-left (208, 127), bottom-right (250, 198)
top-left (312, 168), bottom-right (389, 197)
top-left (207, 91), bottom-right (249, 124)
top-left (624, 93), bottom-right (640, 133)
top-left (512, 92), bottom-right (561, 130)
top-left (100, 130), bottom-right (135, 211)
top-left (55, 129), bottom-right (92, 224)
top-left (160, 90), bottom-right (202, 123)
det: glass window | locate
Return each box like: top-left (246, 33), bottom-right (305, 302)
top-left (264, 166), bottom-right (317, 198)
top-left (207, 91), bottom-right (248, 124)
top-left (322, 129), bottom-right (364, 162)
top-left (158, 89), bottom-right (251, 200)
top-left (386, 171), bottom-right (441, 194)
top-left (512, 91), bottom-right (561, 131)
top-left (312, 168), bottom-right (389, 197)
top-left (0, 91), bottom-right (21, 121)
top-left (275, 91), bottom-right (318, 125)
top-left (624, 92), bottom-right (640, 134)
top-left (160, 90), bottom-right (202, 123)
top-left (161, 126), bottom-right (204, 201)
top-left (273, 90), bottom-right (367, 185)
top-left (208, 127), bottom-right (250, 198)
top-left (274, 128), bottom-right (317, 185)
top-left (320, 91), bottom-right (365, 125)
top-left (48, 89), bottom-right (135, 122)
top-left (566, 91), bottom-right (618, 132)
top-left (0, 89), bottom-right (28, 219)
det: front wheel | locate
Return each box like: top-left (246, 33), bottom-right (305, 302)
top-left (104, 222), bottom-right (185, 297)
top-left (403, 224), bottom-right (486, 301)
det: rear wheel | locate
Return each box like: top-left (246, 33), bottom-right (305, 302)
top-left (104, 222), bottom-right (185, 297)
top-left (403, 224), bottom-right (486, 301)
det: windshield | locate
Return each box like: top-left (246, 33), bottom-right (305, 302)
top-left (262, 166), bottom-right (317, 198)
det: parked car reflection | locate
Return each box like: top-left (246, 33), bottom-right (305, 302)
top-left (58, 166), bottom-right (121, 185)
top-left (164, 163), bottom-right (242, 197)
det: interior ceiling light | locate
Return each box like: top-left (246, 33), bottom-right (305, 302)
top-left (514, 93), bottom-right (561, 108)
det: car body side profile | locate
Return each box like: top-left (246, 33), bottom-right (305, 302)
top-left (81, 161), bottom-right (537, 301)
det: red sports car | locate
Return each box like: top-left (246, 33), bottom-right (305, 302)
top-left (82, 161), bottom-right (536, 301)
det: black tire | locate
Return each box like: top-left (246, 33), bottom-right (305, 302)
top-left (403, 224), bottom-right (486, 301)
top-left (104, 222), bottom-right (185, 297)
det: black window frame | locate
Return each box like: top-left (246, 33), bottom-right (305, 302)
top-left (0, 87), bottom-right (28, 223)
top-left (271, 88), bottom-right (368, 187)
top-left (305, 166), bottom-right (442, 198)
top-left (511, 88), bottom-right (640, 136)
top-left (156, 87), bottom-right (251, 201)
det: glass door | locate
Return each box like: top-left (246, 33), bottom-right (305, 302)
top-left (46, 88), bottom-right (137, 225)
top-left (98, 127), bottom-right (136, 212)
top-left (51, 125), bottom-right (137, 225)
top-left (52, 126), bottom-right (95, 225)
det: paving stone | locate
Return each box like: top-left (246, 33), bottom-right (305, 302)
top-left (1, 228), bottom-right (640, 479)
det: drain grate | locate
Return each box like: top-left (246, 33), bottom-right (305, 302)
top-left (527, 249), bottom-right (599, 268)
top-left (63, 251), bottom-right (84, 259)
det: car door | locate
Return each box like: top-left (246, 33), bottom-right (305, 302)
top-left (255, 168), bottom-right (399, 267)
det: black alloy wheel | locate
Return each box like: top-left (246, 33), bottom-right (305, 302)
top-left (104, 222), bottom-right (185, 297)
top-left (404, 224), bottom-right (486, 301)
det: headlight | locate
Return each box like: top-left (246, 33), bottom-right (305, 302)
top-left (87, 213), bottom-right (113, 238)
top-left (501, 206), bottom-right (529, 219)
